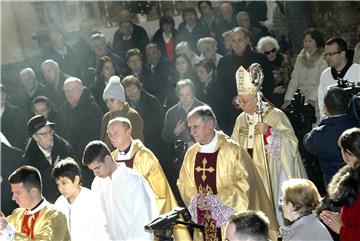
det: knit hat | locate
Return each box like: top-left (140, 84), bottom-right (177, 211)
top-left (103, 76), bottom-right (125, 102)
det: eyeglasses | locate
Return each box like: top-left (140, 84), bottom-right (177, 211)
top-left (237, 96), bottom-right (257, 105)
top-left (36, 129), bottom-right (54, 137)
top-left (324, 51), bottom-right (341, 57)
top-left (264, 48), bottom-right (277, 55)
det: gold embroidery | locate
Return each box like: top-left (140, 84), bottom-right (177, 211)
top-left (204, 211), bottom-right (218, 241)
top-left (195, 158), bottom-right (215, 181)
top-left (198, 184), bottom-right (214, 195)
top-left (238, 106), bottom-right (274, 136)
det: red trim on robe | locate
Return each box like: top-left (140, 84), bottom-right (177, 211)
top-left (21, 210), bottom-right (41, 239)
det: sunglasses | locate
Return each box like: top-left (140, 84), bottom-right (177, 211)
top-left (264, 48), bottom-right (277, 55)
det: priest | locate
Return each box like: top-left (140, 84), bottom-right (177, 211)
top-left (177, 105), bottom-right (279, 241)
top-left (231, 66), bottom-right (307, 225)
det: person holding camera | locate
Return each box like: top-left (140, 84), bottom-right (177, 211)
top-left (304, 87), bottom-right (359, 186)
top-left (320, 128), bottom-right (360, 241)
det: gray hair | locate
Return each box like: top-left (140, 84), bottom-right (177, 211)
top-left (108, 117), bottom-right (132, 130)
top-left (90, 32), bottom-right (106, 44)
top-left (63, 77), bottom-right (83, 89)
top-left (197, 37), bottom-right (217, 52)
top-left (19, 68), bottom-right (35, 78)
top-left (175, 79), bottom-right (196, 97)
top-left (175, 41), bottom-right (191, 53)
top-left (41, 59), bottom-right (59, 70)
top-left (256, 36), bottom-right (280, 54)
top-left (187, 105), bottom-right (217, 127)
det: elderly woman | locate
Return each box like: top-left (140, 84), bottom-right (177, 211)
top-left (280, 179), bottom-right (333, 241)
top-left (282, 28), bottom-right (328, 122)
top-left (197, 37), bottom-right (223, 66)
top-left (320, 128), bottom-right (360, 241)
top-left (175, 41), bottom-right (201, 66)
top-left (257, 36), bottom-right (292, 108)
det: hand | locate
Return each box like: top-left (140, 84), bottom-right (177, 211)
top-left (0, 211), bottom-right (7, 230)
top-left (273, 86), bottom-right (286, 94)
top-left (197, 194), bottom-right (211, 211)
top-left (174, 120), bottom-right (186, 136)
top-left (255, 123), bottom-right (269, 135)
top-left (281, 100), bottom-right (291, 110)
top-left (320, 210), bottom-right (342, 234)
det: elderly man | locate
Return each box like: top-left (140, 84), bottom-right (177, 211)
top-left (23, 115), bottom-right (75, 203)
top-left (225, 211), bottom-right (270, 241)
top-left (144, 43), bottom-right (171, 104)
top-left (85, 32), bottom-right (127, 86)
top-left (112, 18), bottom-right (149, 59)
top-left (231, 66), bottom-right (307, 227)
top-left (15, 68), bottom-right (54, 117)
top-left (318, 37), bottom-right (360, 119)
top-left (41, 59), bottom-right (70, 106)
top-left (0, 165), bottom-right (70, 240)
top-left (57, 77), bottom-right (102, 186)
top-left (107, 117), bottom-right (191, 241)
top-left (82, 140), bottom-right (157, 241)
top-left (162, 79), bottom-right (204, 149)
top-left (177, 105), bottom-right (279, 241)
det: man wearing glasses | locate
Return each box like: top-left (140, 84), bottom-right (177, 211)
top-left (23, 115), bottom-right (75, 202)
top-left (318, 37), bottom-right (360, 119)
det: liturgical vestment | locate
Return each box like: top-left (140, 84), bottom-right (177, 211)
top-left (231, 104), bottom-right (307, 218)
top-left (178, 131), bottom-right (279, 241)
top-left (5, 199), bottom-right (70, 241)
top-left (112, 139), bottom-right (191, 241)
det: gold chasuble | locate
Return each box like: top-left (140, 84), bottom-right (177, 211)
top-left (6, 200), bottom-right (70, 241)
top-left (112, 139), bottom-right (191, 241)
top-left (178, 131), bottom-right (279, 241)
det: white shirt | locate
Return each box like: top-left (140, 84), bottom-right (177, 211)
top-left (199, 131), bottom-right (218, 153)
top-left (91, 166), bottom-right (158, 241)
top-left (55, 187), bottom-right (110, 241)
top-left (318, 63), bottom-right (360, 119)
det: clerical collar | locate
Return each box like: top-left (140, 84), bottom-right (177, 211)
top-left (331, 61), bottom-right (353, 80)
top-left (199, 131), bottom-right (218, 153)
top-left (119, 142), bottom-right (132, 156)
top-left (27, 198), bottom-right (46, 214)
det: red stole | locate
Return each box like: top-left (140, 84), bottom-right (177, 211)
top-left (116, 156), bottom-right (135, 168)
top-left (21, 210), bottom-right (41, 239)
top-left (194, 151), bottom-right (221, 241)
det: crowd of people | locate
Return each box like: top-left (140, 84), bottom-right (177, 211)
top-left (1, 1), bottom-right (360, 241)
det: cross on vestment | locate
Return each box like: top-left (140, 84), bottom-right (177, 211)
top-left (195, 158), bottom-right (215, 182)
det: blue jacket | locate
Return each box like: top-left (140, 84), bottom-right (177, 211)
top-left (303, 114), bottom-right (359, 185)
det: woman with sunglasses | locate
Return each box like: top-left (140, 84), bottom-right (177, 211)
top-left (280, 178), bottom-right (333, 241)
top-left (281, 28), bottom-right (328, 122)
top-left (257, 36), bottom-right (292, 108)
top-left (320, 127), bottom-right (360, 241)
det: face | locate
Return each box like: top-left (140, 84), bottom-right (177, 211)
top-left (220, 4), bottom-right (233, 21)
top-left (64, 82), bottom-right (83, 107)
top-left (91, 39), bottom-right (107, 57)
top-left (11, 182), bottom-right (34, 209)
top-left (184, 12), bottom-right (196, 26)
top-left (339, 144), bottom-right (358, 168)
top-left (262, 42), bottom-right (277, 62)
top-left (146, 47), bottom-right (161, 65)
top-left (125, 84), bottom-right (141, 101)
top-left (281, 198), bottom-right (296, 222)
top-left (303, 34), bottom-right (317, 53)
top-left (196, 66), bottom-right (212, 83)
top-left (324, 43), bottom-right (344, 68)
top-left (201, 44), bottom-right (217, 58)
top-left (20, 73), bottom-right (37, 91)
top-left (42, 63), bottom-right (59, 84)
top-left (225, 223), bottom-right (239, 241)
top-left (188, 115), bottom-right (213, 144)
top-left (162, 23), bottom-right (173, 33)
top-left (175, 56), bottom-right (189, 76)
top-left (107, 122), bottom-right (131, 149)
top-left (178, 85), bottom-right (194, 108)
top-left (50, 32), bottom-right (64, 50)
top-left (127, 55), bottom-right (143, 72)
top-left (55, 176), bottom-right (79, 200)
top-left (238, 95), bottom-right (257, 114)
top-left (101, 61), bottom-right (116, 81)
top-left (33, 125), bottom-right (54, 150)
top-left (87, 159), bottom-right (111, 178)
top-left (120, 22), bottom-right (133, 37)
top-left (105, 98), bottom-right (124, 112)
top-left (199, 2), bottom-right (211, 16)
top-left (230, 31), bottom-right (250, 56)
top-left (33, 102), bottom-right (49, 118)
top-left (237, 13), bottom-right (250, 29)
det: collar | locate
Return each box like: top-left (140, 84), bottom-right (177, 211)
top-left (116, 141), bottom-right (133, 160)
top-left (331, 61), bottom-right (353, 80)
top-left (199, 131), bottom-right (218, 153)
top-left (27, 198), bottom-right (47, 215)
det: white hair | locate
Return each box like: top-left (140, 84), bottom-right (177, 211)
top-left (175, 41), bottom-right (192, 53)
top-left (63, 77), bottom-right (83, 89)
top-left (197, 37), bottom-right (217, 52)
top-left (19, 68), bottom-right (35, 78)
top-left (256, 36), bottom-right (280, 54)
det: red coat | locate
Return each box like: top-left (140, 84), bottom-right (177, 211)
top-left (340, 194), bottom-right (360, 241)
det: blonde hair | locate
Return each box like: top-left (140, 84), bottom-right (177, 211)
top-left (354, 42), bottom-right (360, 64)
top-left (282, 178), bottom-right (321, 214)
